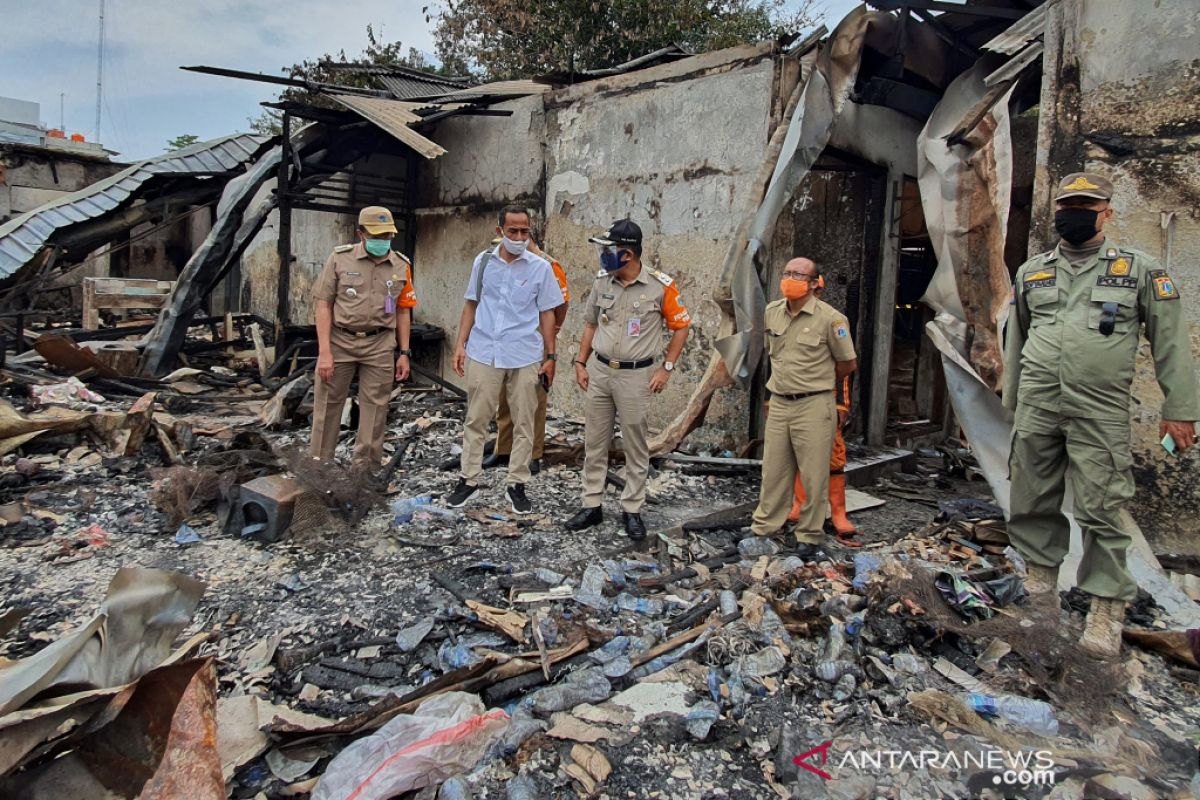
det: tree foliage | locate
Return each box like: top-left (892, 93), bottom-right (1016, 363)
top-left (428, 0), bottom-right (817, 79)
top-left (165, 134), bottom-right (200, 151)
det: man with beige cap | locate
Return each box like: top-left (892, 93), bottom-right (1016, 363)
top-left (1004, 172), bottom-right (1199, 658)
top-left (310, 206), bottom-right (417, 468)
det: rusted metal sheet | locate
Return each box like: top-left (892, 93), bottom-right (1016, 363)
top-left (329, 94), bottom-right (448, 160)
top-left (982, 2), bottom-right (1050, 55)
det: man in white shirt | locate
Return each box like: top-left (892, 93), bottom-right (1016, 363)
top-left (446, 205), bottom-right (564, 512)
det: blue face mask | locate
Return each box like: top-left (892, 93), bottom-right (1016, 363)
top-left (599, 246), bottom-right (624, 273)
top-left (364, 238), bottom-right (391, 258)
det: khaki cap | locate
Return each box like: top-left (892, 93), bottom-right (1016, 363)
top-left (1056, 172), bottom-right (1113, 201)
top-left (358, 206), bottom-right (398, 235)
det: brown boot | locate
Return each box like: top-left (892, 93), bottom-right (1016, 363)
top-left (1079, 596), bottom-right (1126, 659)
top-left (1024, 563), bottom-right (1059, 597)
top-left (827, 473), bottom-right (857, 536)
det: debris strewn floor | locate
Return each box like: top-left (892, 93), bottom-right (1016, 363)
top-left (2, 367), bottom-right (1199, 799)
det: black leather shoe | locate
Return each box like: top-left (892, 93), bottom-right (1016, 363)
top-left (529, 458), bottom-right (541, 475)
top-left (564, 506), bottom-right (603, 531)
top-left (622, 512), bottom-right (647, 540)
top-left (482, 452), bottom-right (510, 469)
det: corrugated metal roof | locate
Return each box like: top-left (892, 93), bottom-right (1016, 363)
top-left (0, 132), bottom-right (269, 280)
top-left (983, 2), bottom-right (1050, 54)
top-left (377, 75), bottom-right (463, 101)
top-left (328, 95), bottom-right (447, 160)
top-left (426, 80), bottom-right (552, 103)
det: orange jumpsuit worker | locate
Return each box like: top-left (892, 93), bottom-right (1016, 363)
top-left (311, 206), bottom-right (417, 467)
top-left (484, 240), bottom-right (570, 474)
top-left (788, 276), bottom-right (859, 544)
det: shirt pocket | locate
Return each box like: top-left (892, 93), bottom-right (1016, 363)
top-left (335, 270), bottom-right (368, 311)
top-left (1087, 286), bottom-right (1138, 334)
top-left (795, 329), bottom-right (824, 348)
top-left (595, 294), bottom-right (618, 325)
top-left (1025, 287), bottom-right (1059, 327)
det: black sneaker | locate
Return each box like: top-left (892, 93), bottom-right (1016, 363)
top-left (445, 479), bottom-right (478, 508)
top-left (564, 506), bottom-right (603, 531)
top-left (529, 458), bottom-right (542, 475)
top-left (507, 483), bottom-right (532, 514)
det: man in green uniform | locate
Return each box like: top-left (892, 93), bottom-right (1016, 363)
top-left (1003, 172), bottom-right (1199, 658)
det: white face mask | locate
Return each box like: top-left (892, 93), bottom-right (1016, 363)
top-left (501, 236), bottom-right (528, 256)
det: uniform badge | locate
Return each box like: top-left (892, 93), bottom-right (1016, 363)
top-left (1064, 176), bottom-right (1100, 192)
top-left (1150, 270), bottom-right (1180, 300)
top-left (1107, 258), bottom-right (1131, 276)
top-left (835, 324), bottom-right (848, 338)
top-left (346, 287), bottom-right (358, 298)
top-left (1023, 269), bottom-right (1056, 290)
top-left (627, 318), bottom-right (642, 337)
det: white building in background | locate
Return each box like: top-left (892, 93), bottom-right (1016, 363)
top-left (0, 95), bottom-right (111, 159)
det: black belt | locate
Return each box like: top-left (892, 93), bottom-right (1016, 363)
top-left (336, 325), bottom-right (391, 339)
top-left (594, 352), bottom-right (653, 370)
top-left (772, 389), bottom-right (827, 401)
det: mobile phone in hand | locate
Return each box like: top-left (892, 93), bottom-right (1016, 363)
top-left (1162, 433), bottom-right (1178, 456)
top-left (539, 372), bottom-right (550, 393)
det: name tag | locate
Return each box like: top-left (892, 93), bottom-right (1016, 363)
top-left (627, 318), bottom-right (642, 337)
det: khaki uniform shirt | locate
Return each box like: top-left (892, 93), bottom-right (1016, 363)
top-left (1003, 240), bottom-right (1200, 422)
top-left (764, 296), bottom-right (856, 395)
top-left (313, 242), bottom-right (417, 362)
top-left (585, 266), bottom-right (691, 362)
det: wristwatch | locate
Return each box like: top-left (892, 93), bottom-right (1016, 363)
top-left (544, 353), bottom-right (557, 362)
top-left (664, 361), bottom-right (675, 372)
top-left (398, 349), bottom-right (413, 357)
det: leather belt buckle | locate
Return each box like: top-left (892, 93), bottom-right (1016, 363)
top-left (354, 331), bottom-right (367, 338)
top-left (609, 359), bottom-right (621, 369)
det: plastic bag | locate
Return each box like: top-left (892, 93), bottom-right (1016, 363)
top-left (312, 692), bottom-right (508, 800)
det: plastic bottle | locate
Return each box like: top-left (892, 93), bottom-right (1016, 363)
top-left (613, 593), bottom-right (664, 616)
top-left (719, 590), bottom-right (739, 617)
top-left (535, 568), bottom-right (566, 586)
top-left (965, 693), bottom-right (1059, 737)
top-left (392, 495), bottom-right (433, 524)
top-left (739, 646), bottom-right (786, 678)
top-left (574, 564), bottom-right (609, 610)
top-left (530, 667), bottom-right (612, 713)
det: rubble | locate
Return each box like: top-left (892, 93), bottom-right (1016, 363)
top-left (1, 364), bottom-right (1197, 799)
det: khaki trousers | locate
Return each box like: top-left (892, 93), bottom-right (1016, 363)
top-left (751, 393), bottom-right (836, 543)
top-left (580, 358), bottom-right (652, 513)
top-left (310, 354), bottom-right (394, 466)
top-left (495, 383), bottom-right (549, 458)
top-left (1007, 403), bottom-right (1137, 601)
top-left (461, 359), bottom-right (538, 486)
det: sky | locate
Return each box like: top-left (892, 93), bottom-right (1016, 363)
top-left (0, 0), bottom-right (860, 161)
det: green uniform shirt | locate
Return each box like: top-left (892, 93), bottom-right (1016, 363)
top-left (1002, 239), bottom-right (1200, 422)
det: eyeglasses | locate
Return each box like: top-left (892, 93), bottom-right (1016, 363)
top-left (782, 271), bottom-right (816, 281)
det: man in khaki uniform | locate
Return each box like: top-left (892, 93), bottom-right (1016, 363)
top-left (311, 206), bottom-right (417, 467)
top-left (564, 219), bottom-right (691, 540)
top-left (446, 205), bottom-right (563, 514)
top-left (484, 240), bottom-right (571, 475)
top-left (1003, 172), bottom-right (1198, 658)
top-left (751, 258), bottom-right (857, 558)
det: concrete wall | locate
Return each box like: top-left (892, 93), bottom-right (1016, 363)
top-left (411, 45), bottom-right (782, 448)
top-left (0, 145), bottom-right (122, 223)
top-left (241, 206), bottom-right (353, 323)
top-left (1035, 0), bottom-right (1200, 549)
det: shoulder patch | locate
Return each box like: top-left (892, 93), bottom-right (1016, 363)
top-left (650, 269), bottom-right (673, 287)
top-left (1023, 268), bottom-right (1056, 290)
top-left (333, 244), bottom-right (355, 253)
top-left (393, 251), bottom-right (412, 265)
top-left (1149, 269), bottom-right (1180, 301)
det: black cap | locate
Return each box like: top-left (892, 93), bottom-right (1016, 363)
top-left (588, 218), bottom-right (642, 247)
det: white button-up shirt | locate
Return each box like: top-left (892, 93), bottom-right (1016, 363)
top-left (465, 247), bottom-right (565, 368)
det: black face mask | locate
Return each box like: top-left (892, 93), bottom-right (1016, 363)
top-left (1054, 207), bottom-right (1100, 246)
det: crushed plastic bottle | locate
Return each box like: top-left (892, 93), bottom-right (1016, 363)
top-left (739, 646), bottom-right (787, 678)
top-left (832, 672), bottom-right (857, 701)
top-left (814, 622), bottom-right (855, 683)
top-left (965, 693), bottom-right (1059, 737)
top-left (530, 667), bottom-right (612, 714)
top-left (613, 593), bottom-right (664, 616)
top-left (684, 700), bottom-right (720, 740)
top-left (505, 775), bottom-right (542, 800)
top-left (535, 568), bottom-right (566, 586)
top-left (438, 775), bottom-right (474, 799)
top-left (392, 495), bottom-right (433, 524)
top-left (737, 536), bottom-right (780, 557)
top-left (851, 552), bottom-right (884, 589)
top-left (600, 559), bottom-right (628, 589)
top-left (890, 653), bottom-right (927, 676)
top-left (438, 641), bottom-right (482, 672)
top-left (574, 564), bottom-right (609, 611)
top-left (719, 590), bottom-right (739, 617)
top-left (489, 706), bottom-right (546, 758)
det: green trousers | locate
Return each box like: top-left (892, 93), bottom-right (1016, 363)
top-left (1007, 404), bottom-right (1137, 601)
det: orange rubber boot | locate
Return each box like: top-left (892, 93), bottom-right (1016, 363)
top-left (788, 473), bottom-right (806, 523)
top-left (828, 473), bottom-right (857, 535)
